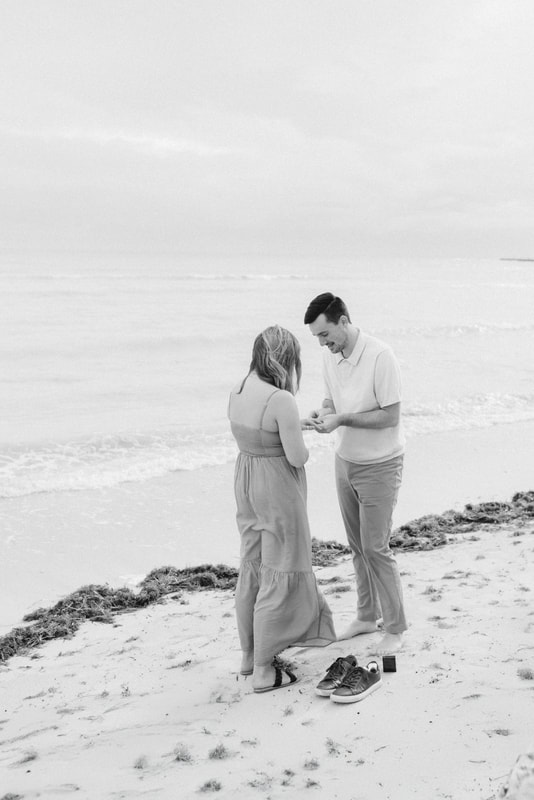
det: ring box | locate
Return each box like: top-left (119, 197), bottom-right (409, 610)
top-left (382, 655), bottom-right (397, 672)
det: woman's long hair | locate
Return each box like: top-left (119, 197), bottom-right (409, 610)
top-left (240, 325), bottom-right (302, 395)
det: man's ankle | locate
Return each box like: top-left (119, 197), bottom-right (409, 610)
top-left (337, 618), bottom-right (378, 641)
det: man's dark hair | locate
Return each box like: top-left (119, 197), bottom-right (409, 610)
top-left (304, 292), bottom-right (351, 325)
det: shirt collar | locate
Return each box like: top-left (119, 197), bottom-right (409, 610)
top-left (335, 329), bottom-right (365, 365)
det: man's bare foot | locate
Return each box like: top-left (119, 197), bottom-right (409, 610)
top-left (376, 632), bottom-right (403, 655)
top-left (240, 651), bottom-right (254, 675)
top-left (337, 619), bottom-right (378, 641)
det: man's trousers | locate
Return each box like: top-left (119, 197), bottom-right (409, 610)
top-left (335, 453), bottom-right (407, 634)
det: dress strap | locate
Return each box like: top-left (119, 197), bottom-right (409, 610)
top-left (259, 388), bottom-right (281, 429)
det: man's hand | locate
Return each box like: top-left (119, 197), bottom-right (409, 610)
top-left (312, 413), bottom-right (340, 434)
top-left (302, 405), bottom-right (336, 431)
top-left (301, 408), bottom-right (324, 430)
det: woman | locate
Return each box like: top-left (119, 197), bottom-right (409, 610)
top-left (228, 325), bottom-right (336, 693)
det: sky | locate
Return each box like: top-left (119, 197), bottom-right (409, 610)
top-left (1, 0), bottom-right (534, 259)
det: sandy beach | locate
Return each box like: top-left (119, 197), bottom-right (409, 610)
top-left (1, 511), bottom-right (533, 799)
top-left (1, 423), bottom-right (534, 798)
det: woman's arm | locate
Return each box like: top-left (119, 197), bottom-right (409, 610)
top-left (271, 392), bottom-right (309, 468)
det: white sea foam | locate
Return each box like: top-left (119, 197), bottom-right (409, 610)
top-left (403, 393), bottom-right (534, 435)
top-left (0, 272), bottom-right (312, 282)
top-left (2, 391), bottom-right (534, 499)
top-left (2, 255), bottom-right (534, 499)
top-left (376, 322), bottom-right (534, 339)
top-left (0, 431), bottom-right (239, 498)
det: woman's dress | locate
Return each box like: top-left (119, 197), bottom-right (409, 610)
top-left (229, 388), bottom-right (336, 666)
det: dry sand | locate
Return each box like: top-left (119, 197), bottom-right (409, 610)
top-left (1, 520), bottom-right (533, 799)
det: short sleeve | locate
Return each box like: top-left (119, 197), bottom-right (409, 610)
top-left (374, 349), bottom-right (402, 407)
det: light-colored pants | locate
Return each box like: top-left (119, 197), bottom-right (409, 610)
top-left (335, 454), bottom-right (407, 634)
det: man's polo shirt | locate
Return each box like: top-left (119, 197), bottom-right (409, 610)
top-left (322, 330), bottom-right (405, 465)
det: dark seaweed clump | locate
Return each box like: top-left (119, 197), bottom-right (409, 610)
top-left (0, 564), bottom-right (237, 664)
top-left (391, 491), bottom-right (534, 550)
top-left (311, 537), bottom-right (351, 566)
top-left (1, 493), bottom-right (532, 664)
top-left (140, 563), bottom-right (238, 594)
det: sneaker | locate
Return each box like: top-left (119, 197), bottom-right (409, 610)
top-left (330, 661), bottom-right (382, 704)
top-left (315, 655), bottom-right (358, 697)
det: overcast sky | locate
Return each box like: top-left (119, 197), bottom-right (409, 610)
top-left (1, 0), bottom-right (533, 259)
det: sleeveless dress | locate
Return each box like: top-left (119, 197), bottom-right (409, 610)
top-left (229, 387), bottom-right (336, 666)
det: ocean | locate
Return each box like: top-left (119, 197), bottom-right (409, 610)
top-left (1, 253), bottom-right (534, 501)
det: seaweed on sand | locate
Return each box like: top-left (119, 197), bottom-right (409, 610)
top-left (140, 563), bottom-right (238, 594)
top-left (1, 493), bottom-right (532, 663)
top-left (311, 537), bottom-right (351, 566)
top-left (0, 564), bottom-right (238, 663)
top-left (391, 491), bottom-right (534, 551)
top-left (0, 550), bottom-right (345, 662)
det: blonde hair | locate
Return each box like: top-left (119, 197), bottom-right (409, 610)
top-left (241, 325), bottom-right (302, 394)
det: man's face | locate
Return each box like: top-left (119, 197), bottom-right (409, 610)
top-left (308, 313), bottom-right (349, 353)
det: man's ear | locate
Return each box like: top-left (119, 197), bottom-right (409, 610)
top-left (339, 315), bottom-right (349, 326)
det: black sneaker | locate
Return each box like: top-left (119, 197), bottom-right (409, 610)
top-left (315, 655), bottom-right (358, 697)
top-left (330, 661), bottom-right (382, 704)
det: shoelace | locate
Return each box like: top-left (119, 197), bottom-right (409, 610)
top-left (340, 666), bottom-right (367, 688)
top-left (325, 657), bottom-right (352, 680)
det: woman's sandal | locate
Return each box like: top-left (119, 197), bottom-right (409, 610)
top-left (240, 652), bottom-right (254, 676)
top-left (253, 667), bottom-right (298, 693)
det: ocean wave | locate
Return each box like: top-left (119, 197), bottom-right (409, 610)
top-left (375, 322), bottom-right (534, 339)
top-left (0, 332), bottom-right (217, 359)
top-left (178, 273), bottom-right (312, 281)
top-left (0, 272), bottom-right (312, 282)
top-left (403, 392), bottom-right (534, 435)
top-left (0, 430), bottom-right (239, 499)
top-left (3, 392), bottom-right (534, 499)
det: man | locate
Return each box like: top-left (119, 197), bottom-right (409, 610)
top-left (303, 292), bottom-right (407, 654)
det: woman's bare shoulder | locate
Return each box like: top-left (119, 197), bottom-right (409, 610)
top-left (269, 389), bottom-right (297, 411)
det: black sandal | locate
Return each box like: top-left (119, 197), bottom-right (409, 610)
top-left (253, 667), bottom-right (298, 693)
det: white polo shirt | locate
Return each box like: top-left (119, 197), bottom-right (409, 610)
top-left (323, 330), bottom-right (405, 465)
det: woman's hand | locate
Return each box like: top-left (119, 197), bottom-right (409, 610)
top-left (301, 418), bottom-right (317, 430)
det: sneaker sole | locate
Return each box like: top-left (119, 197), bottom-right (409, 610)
top-left (315, 687), bottom-right (335, 697)
top-left (330, 679), bottom-right (382, 704)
